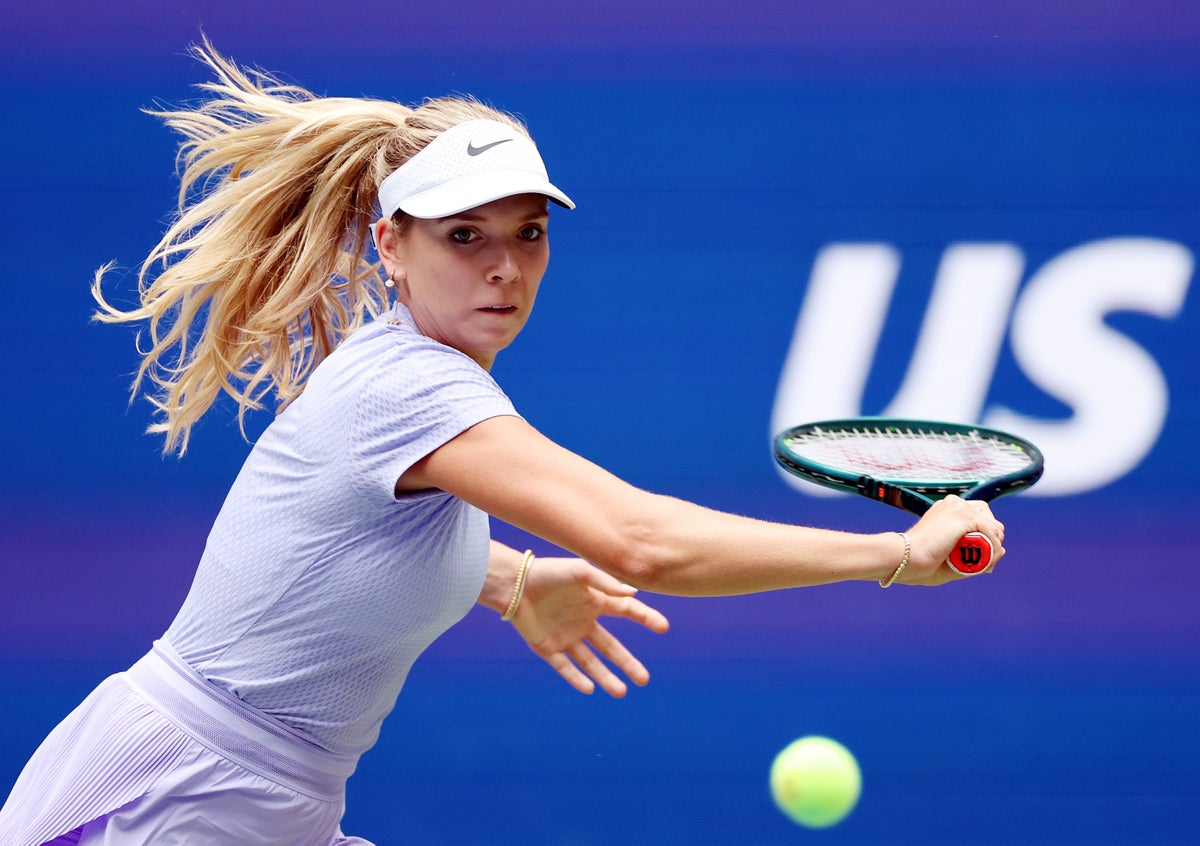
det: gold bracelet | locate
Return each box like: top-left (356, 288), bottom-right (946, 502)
top-left (501, 549), bottom-right (535, 621)
top-left (879, 532), bottom-right (910, 588)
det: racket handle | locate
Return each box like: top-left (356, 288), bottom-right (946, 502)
top-left (948, 532), bottom-right (993, 575)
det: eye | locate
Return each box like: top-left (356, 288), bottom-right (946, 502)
top-left (519, 223), bottom-right (546, 241)
top-left (449, 228), bottom-right (479, 245)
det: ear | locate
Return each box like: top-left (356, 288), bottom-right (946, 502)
top-left (374, 218), bottom-right (407, 284)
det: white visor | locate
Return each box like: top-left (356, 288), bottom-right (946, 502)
top-left (377, 119), bottom-right (575, 219)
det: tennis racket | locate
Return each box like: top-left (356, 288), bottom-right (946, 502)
top-left (774, 418), bottom-right (1043, 575)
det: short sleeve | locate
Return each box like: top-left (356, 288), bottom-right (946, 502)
top-left (349, 337), bottom-right (518, 501)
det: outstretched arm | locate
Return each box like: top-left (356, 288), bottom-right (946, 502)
top-left (479, 541), bottom-right (670, 697)
top-left (406, 416), bottom-right (1006, 594)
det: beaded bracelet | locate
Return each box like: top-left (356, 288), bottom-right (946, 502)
top-left (879, 532), bottom-right (910, 588)
top-left (501, 549), bottom-right (535, 621)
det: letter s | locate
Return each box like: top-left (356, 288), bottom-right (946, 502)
top-left (984, 238), bottom-right (1193, 495)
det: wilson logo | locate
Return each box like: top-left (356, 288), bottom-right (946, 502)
top-left (772, 238), bottom-right (1194, 497)
top-left (958, 545), bottom-right (983, 566)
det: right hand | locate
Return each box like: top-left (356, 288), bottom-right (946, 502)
top-left (900, 495), bottom-right (1007, 585)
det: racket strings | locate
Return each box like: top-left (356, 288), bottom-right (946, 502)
top-left (784, 426), bottom-right (1034, 483)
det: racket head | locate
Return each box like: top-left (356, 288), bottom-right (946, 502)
top-left (773, 417), bottom-right (1044, 512)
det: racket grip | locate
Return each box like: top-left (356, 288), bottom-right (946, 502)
top-left (948, 532), bottom-right (993, 575)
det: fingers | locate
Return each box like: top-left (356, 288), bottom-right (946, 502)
top-left (910, 496), bottom-right (1010, 582)
top-left (544, 643), bottom-right (627, 699)
top-left (543, 650), bottom-right (597, 696)
top-left (602, 595), bottom-right (670, 634)
top-left (517, 556), bottom-right (667, 697)
top-left (587, 624), bottom-right (651, 688)
top-left (539, 624), bottom-right (652, 699)
top-left (961, 499), bottom-right (1005, 569)
top-left (546, 557), bottom-right (670, 631)
top-left (567, 637), bottom-right (631, 698)
top-left (576, 563), bottom-right (639, 597)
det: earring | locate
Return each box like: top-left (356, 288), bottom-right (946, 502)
top-left (385, 271), bottom-right (396, 289)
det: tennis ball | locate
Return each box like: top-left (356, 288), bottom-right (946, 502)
top-left (769, 735), bottom-right (861, 828)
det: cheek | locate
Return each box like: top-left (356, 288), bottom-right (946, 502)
top-left (408, 256), bottom-right (461, 297)
top-left (527, 244), bottom-right (551, 279)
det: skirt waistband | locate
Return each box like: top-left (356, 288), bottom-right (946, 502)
top-left (124, 640), bottom-right (358, 801)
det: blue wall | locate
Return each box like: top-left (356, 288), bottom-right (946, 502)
top-left (2, 2), bottom-right (1198, 843)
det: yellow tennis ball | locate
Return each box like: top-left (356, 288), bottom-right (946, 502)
top-left (769, 735), bottom-right (862, 828)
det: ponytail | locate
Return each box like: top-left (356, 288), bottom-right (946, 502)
top-left (93, 37), bottom-right (527, 454)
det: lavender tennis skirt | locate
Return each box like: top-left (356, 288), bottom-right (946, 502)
top-left (0, 641), bottom-right (371, 845)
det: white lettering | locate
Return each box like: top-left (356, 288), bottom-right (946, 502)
top-left (773, 238), bottom-right (1194, 497)
top-left (884, 244), bottom-right (1024, 421)
top-left (984, 238), bottom-right (1192, 495)
top-left (770, 244), bottom-right (899, 437)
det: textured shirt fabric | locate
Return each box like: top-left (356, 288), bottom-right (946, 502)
top-left (165, 303), bottom-right (518, 755)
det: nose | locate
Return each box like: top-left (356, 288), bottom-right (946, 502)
top-left (487, 243), bottom-right (522, 284)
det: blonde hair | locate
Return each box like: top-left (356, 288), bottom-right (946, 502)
top-left (93, 37), bottom-right (528, 455)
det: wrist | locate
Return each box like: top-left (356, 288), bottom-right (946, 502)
top-left (833, 531), bottom-right (912, 584)
top-left (501, 550), bottom-right (535, 621)
top-left (478, 542), bottom-right (523, 613)
top-left (878, 532), bottom-right (910, 588)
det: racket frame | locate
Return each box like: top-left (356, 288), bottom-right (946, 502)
top-left (773, 417), bottom-right (1044, 575)
top-left (774, 417), bottom-right (1043, 513)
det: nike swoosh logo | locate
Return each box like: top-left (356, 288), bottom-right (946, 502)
top-left (467, 139), bottom-right (513, 156)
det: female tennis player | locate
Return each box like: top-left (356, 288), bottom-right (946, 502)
top-left (0, 41), bottom-right (1005, 845)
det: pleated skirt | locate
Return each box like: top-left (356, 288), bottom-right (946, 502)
top-left (0, 641), bottom-right (371, 846)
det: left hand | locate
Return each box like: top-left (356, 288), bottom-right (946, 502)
top-left (510, 556), bottom-right (670, 697)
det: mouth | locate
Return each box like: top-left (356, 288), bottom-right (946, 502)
top-left (478, 305), bottom-right (518, 314)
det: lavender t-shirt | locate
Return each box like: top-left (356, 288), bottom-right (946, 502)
top-left (166, 303), bottom-right (517, 755)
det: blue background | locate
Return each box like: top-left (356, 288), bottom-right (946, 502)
top-left (2, 2), bottom-right (1198, 843)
